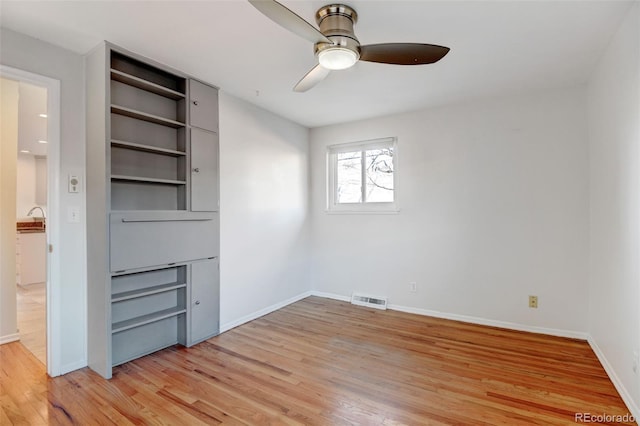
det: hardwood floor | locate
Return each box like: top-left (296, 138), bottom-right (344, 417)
top-left (16, 282), bottom-right (46, 365)
top-left (0, 297), bottom-right (635, 425)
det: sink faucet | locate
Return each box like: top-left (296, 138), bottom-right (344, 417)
top-left (27, 206), bottom-right (46, 220)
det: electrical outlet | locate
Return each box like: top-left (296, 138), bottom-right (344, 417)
top-left (409, 282), bottom-right (417, 292)
top-left (528, 295), bottom-right (538, 309)
top-left (633, 351), bottom-right (638, 374)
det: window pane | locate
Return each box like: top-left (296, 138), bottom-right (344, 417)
top-left (336, 151), bottom-right (362, 203)
top-left (365, 148), bottom-right (394, 202)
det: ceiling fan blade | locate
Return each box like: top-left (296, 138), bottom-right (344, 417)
top-left (248, 0), bottom-right (331, 44)
top-left (294, 64), bottom-right (330, 92)
top-left (360, 43), bottom-right (450, 65)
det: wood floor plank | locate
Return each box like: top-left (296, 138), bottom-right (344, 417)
top-left (1, 297), bottom-right (635, 425)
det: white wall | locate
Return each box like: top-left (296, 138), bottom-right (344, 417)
top-left (587, 3), bottom-right (640, 416)
top-left (310, 87), bottom-right (589, 335)
top-left (219, 93), bottom-right (310, 329)
top-left (1, 28), bottom-right (87, 372)
top-left (35, 156), bottom-right (47, 206)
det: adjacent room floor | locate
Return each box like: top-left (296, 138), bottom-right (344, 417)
top-left (16, 282), bottom-right (46, 365)
top-left (1, 297), bottom-right (634, 425)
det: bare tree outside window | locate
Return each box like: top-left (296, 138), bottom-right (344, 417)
top-left (336, 151), bottom-right (362, 203)
top-left (365, 148), bottom-right (393, 202)
top-left (335, 146), bottom-right (394, 204)
top-left (328, 137), bottom-right (397, 212)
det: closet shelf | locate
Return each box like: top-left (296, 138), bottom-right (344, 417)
top-left (111, 139), bottom-right (186, 157)
top-left (111, 175), bottom-right (186, 185)
top-left (111, 282), bottom-right (187, 303)
top-left (112, 307), bottom-right (186, 334)
top-left (111, 104), bottom-right (185, 128)
top-left (111, 69), bottom-right (185, 100)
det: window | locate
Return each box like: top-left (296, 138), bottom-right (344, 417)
top-left (327, 137), bottom-right (398, 213)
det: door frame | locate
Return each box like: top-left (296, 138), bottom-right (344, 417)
top-left (0, 64), bottom-right (62, 376)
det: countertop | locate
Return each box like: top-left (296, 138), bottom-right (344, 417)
top-left (17, 220), bottom-right (46, 234)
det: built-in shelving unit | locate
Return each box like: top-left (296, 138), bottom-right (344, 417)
top-left (87, 43), bottom-right (221, 379)
top-left (108, 50), bottom-right (188, 212)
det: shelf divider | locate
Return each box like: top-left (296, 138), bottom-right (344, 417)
top-left (112, 282), bottom-right (187, 303)
top-left (111, 69), bottom-right (185, 100)
top-left (111, 175), bottom-right (186, 185)
top-left (111, 104), bottom-right (185, 128)
top-left (112, 307), bottom-right (186, 334)
top-left (111, 139), bottom-right (186, 157)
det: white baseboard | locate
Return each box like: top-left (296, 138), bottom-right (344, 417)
top-left (588, 336), bottom-right (640, 422)
top-left (310, 291), bottom-right (588, 340)
top-left (388, 303), bottom-right (589, 340)
top-left (220, 290), bottom-right (313, 333)
top-left (311, 291), bottom-right (350, 302)
top-left (0, 333), bottom-right (20, 345)
top-left (60, 359), bottom-right (87, 376)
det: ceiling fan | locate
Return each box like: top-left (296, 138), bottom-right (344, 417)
top-left (248, 0), bottom-right (450, 92)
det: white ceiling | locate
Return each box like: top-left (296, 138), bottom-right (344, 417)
top-left (0, 0), bottom-right (634, 128)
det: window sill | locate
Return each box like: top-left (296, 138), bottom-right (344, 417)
top-left (324, 208), bottom-right (400, 215)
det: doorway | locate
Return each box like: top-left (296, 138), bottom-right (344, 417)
top-left (0, 65), bottom-right (61, 376)
top-left (15, 81), bottom-right (48, 365)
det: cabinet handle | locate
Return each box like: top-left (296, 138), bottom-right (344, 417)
top-left (192, 168), bottom-right (200, 173)
top-left (195, 300), bottom-right (200, 305)
top-left (192, 100), bottom-right (199, 106)
top-left (121, 217), bottom-right (211, 223)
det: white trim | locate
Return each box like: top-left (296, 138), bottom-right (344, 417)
top-left (311, 291), bottom-right (350, 302)
top-left (324, 209), bottom-right (400, 215)
top-left (0, 333), bottom-right (20, 345)
top-left (60, 358), bottom-right (88, 376)
top-left (327, 137), bottom-right (396, 154)
top-left (219, 291), bottom-right (313, 333)
top-left (310, 291), bottom-right (588, 340)
top-left (0, 65), bottom-right (62, 377)
top-left (326, 137), bottom-right (398, 213)
top-left (588, 336), bottom-right (640, 421)
top-left (387, 303), bottom-right (589, 340)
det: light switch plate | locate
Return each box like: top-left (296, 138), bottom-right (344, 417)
top-left (68, 175), bottom-right (80, 193)
top-left (67, 206), bottom-right (80, 223)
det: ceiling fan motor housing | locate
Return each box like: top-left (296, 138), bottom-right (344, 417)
top-left (314, 4), bottom-right (360, 60)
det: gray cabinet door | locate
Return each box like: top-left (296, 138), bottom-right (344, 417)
top-left (189, 80), bottom-right (218, 132)
top-left (191, 258), bottom-right (219, 344)
top-left (110, 212), bottom-right (219, 272)
top-left (190, 128), bottom-right (219, 212)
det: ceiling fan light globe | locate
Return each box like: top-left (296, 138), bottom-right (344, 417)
top-left (318, 48), bottom-right (358, 70)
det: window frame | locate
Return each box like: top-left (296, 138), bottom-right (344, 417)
top-left (326, 137), bottom-right (399, 214)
